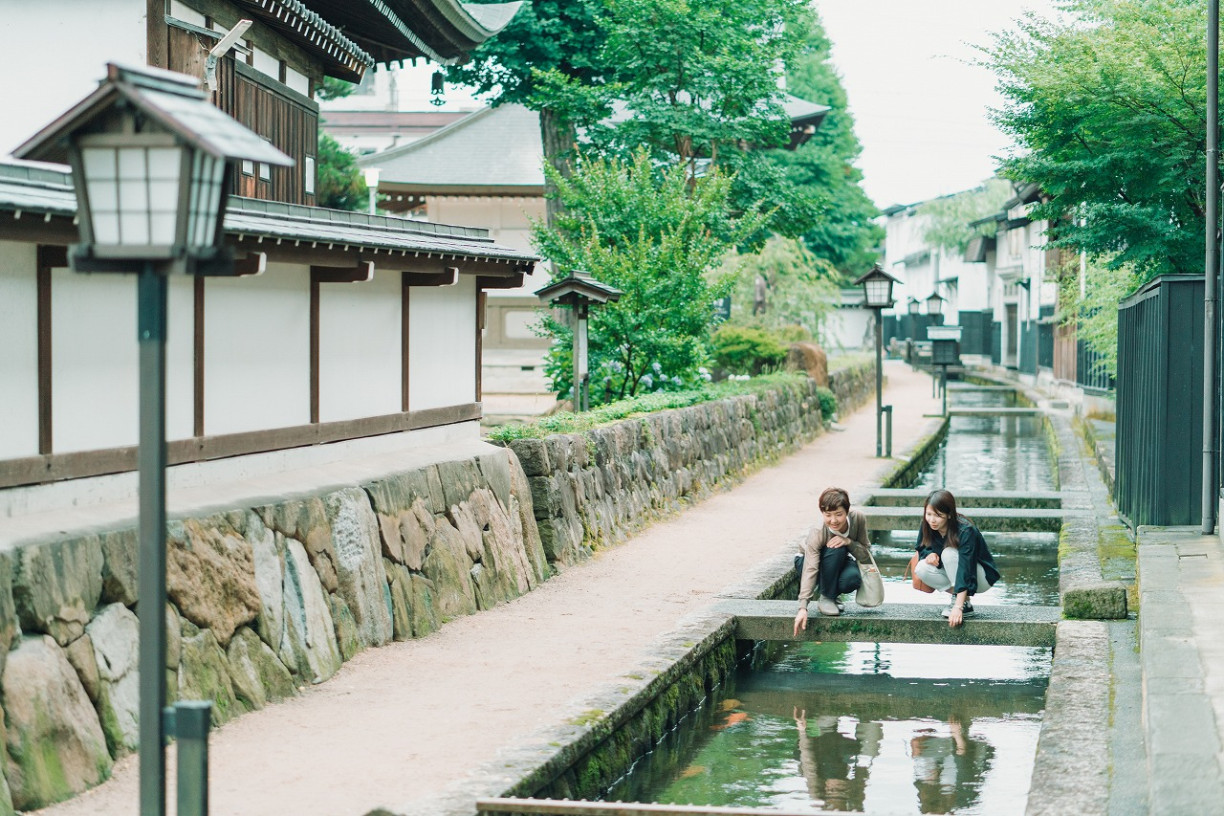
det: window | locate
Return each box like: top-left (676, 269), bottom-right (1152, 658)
top-left (258, 162), bottom-right (271, 182)
top-left (304, 156), bottom-right (315, 196)
top-left (241, 159), bottom-right (254, 176)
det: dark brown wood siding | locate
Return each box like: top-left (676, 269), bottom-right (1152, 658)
top-left (166, 26), bottom-right (317, 206)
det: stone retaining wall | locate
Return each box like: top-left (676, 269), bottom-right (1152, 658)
top-left (0, 447), bottom-right (547, 813)
top-left (504, 368), bottom-right (874, 565)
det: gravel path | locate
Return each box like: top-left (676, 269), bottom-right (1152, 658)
top-left (35, 360), bottom-right (942, 816)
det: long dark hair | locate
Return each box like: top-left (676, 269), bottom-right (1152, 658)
top-left (921, 489), bottom-right (963, 550)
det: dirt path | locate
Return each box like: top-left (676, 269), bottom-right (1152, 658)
top-left (36, 361), bottom-right (941, 816)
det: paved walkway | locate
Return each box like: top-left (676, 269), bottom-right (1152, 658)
top-left (34, 361), bottom-right (942, 816)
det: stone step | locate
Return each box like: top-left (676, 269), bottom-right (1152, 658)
top-left (946, 384), bottom-right (1015, 392)
top-left (715, 599), bottom-right (1059, 647)
top-left (863, 488), bottom-right (1062, 509)
top-left (859, 505), bottom-right (1063, 532)
top-left (947, 407), bottom-right (1044, 416)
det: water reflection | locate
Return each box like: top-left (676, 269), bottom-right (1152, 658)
top-left (606, 644), bottom-right (1048, 815)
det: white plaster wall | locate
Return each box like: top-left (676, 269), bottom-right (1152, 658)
top-left (0, 242), bottom-right (39, 458)
top-left (204, 264), bottom-right (310, 434)
top-left (318, 272), bottom-right (401, 422)
top-left (427, 197), bottom-right (547, 297)
top-left (50, 268), bottom-right (193, 452)
top-left (408, 277), bottom-right (475, 410)
top-left (0, 0), bottom-right (146, 157)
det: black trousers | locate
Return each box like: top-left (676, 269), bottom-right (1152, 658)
top-left (819, 545), bottom-right (862, 600)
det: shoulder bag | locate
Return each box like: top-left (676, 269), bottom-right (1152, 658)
top-left (856, 550), bottom-right (885, 607)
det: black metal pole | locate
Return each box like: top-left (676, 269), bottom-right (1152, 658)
top-left (1204, 0), bottom-right (1219, 534)
top-left (874, 307), bottom-right (883, 457)
top-left (137, 263), bottom-right (168, 816)
top-left (175, 701), bottom-right (212, 816)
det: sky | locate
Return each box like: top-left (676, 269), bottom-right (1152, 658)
top-left (813, 0), bottom-right (1062, 208)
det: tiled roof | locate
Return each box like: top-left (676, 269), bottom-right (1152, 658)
top-left (359, 104), bottom-right (545, 189)
top-left (0, 161), bottom-right (537, 265)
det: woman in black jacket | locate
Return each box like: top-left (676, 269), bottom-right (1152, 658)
top-left (912, 489), bottom-right (1000, 627)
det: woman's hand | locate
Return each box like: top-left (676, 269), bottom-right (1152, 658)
top-left (827, 534), bottom-right (848, 549)
top-left (793, 608), bottom-right (808, 637)
top-left (924, 552), bottom-right (940, 566)
top-left (947, 606), bottom-right (964, 627)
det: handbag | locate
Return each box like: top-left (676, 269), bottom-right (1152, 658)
top-left (905, 553), bottom-right (937, 593)
top-left (855, 550), bottom-right (885, 607)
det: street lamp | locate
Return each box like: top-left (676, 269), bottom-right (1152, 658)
top-left (928, 324), bottom-right (964, 416)
top-left (535, 271), bottom-right (623, 412)
top-left (906, 297), bottom-right (920, 366)
top-left (15, 62), bottom-right (291, 816)
top-left (853, 264), bottom-right (900, 457)
top-left (362, 166), bottom-right (381, 215)
top-left (926, 290), bottom-right (946, 321)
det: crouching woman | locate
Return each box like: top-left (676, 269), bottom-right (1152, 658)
top-left (913, 489), bottom-right (1000, 627)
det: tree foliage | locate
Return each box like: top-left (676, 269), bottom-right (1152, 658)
top-left (760, 13), bottom-right (882, 279)
top-left (982, 0), bottom-right (1212, 280)
top-left (315, 132), bottom-right (368, 211)
top-left (1055, 255), bottom-right (1138, 379)
top-left (717, 236), bottom-right (839, 341)
top-left (919, 178), bottom-right (1014, 253)
top-left (535, 150), bottom-right (761, 403)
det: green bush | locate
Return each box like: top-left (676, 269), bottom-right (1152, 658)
top-left (816, 387), bottom-right (837, 422)
top-left (710, 325), bottom-right (789, 375)
top-left (487, 373), bottom-right (814, 442)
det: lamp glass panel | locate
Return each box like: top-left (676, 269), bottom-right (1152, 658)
top-left (927, 295), bottom-right (943, 316)
top-left (81, 147), bottom-right (120, 244)
top-left (145, 147), bottom-right (182, 245)
top-left (187, 152), bottom-right (224, 248)
top-left (908, 299), bottom-right (919, 314)
top-left (865, 278), bottom-right (892, 307)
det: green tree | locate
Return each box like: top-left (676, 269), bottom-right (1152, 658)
top-left (316, 132), bottom-right (368, 211)
top-left (535, 150), bottom-right (761, 402)
top-left (919, 178), bottom-right (1014, 253)
top-left (982, 0), bottom-right (1212, 280)
top-left (1056, 255), bottom-right (1138, 379)
top-left (718, 236), bottom-right (839, 341)
top-left (760, 12), bottom-right (882, 279)
top-left (445, 1), bottom-right (607, 222)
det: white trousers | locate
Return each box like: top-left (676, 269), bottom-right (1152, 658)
top-left (914, 547), bottom-right (991, 594)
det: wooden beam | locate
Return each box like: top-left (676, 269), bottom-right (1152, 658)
top-left (401, 282), bottom-right (411, 411)
top-left (311, 261), bottom-right (374, 284)
top-left (309, 272), bottom-right (320, 423)
top-left (476, 291), bottom-right (486, 403)
top-left (0, 217), bottom-right (77, 246)
top-left (233, 251), bottom-right (266, 276)
top-left (0, 404), bottom-right (482, 489)
top-left (193, 277), bottom-right (205, 437)
top-left (35, 247), bottom-right (65, 455)
top-left (476, 273), bottom-right (525, 290)
top-left (403, 268), bottom-right (458, 287)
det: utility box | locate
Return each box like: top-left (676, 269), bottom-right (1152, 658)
top-left (1115, 274), bottom-right (1204, 526)
top-left (928, 324), bottom-right (963, 366)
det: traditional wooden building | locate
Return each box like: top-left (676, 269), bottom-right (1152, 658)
top-left (0, 0), bottom-right (534, 512)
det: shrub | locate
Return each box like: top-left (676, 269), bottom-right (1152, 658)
top-left (710, 325), bottom-right (788, 375)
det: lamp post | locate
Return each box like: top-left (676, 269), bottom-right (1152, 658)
top-left (535, 271), bottom-right (623, 412)
top-left (854, 264), bottom-right (899, 457)
top-left (363, 166), bottom-right (381, 215)
top-left (15, 62), bottom-right (292, 816)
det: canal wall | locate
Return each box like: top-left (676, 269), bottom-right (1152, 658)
top-left (0, 366), bottom-right (871, 813)
top-left (503, 363), bottom-right (875, 565)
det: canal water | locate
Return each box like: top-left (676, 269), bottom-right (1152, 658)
top-left (604, 386), bottom-right (1057, 814)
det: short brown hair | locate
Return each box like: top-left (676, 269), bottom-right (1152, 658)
top-left (818, 487), bottom-right (850, 513)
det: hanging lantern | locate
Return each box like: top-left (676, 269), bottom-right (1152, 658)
top-left (430, 70), bottom-right (445, 107)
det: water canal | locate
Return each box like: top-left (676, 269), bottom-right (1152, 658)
top-left (603, 385), bottom-right (1059, 814)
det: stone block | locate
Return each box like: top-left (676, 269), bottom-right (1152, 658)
top-left (248, 516), bottom-right (285, 652)
top-left (226, 626), bottom-right (295, 710)
top-left (98, 528), bottom-right (138, 606)
top-left (166, 518), bottom-right (261, 647)
top-left (178, 629), bottom-right (244, 725)
top-left (12, 534), bottom-right (103, 646)
top-left (545, 435), bottom-right (573, 473)
top-left (436, 458), bottom-right (482, 511)
top-left (324, 488), bottom-right (392, 648)
top-left (0, 552), bottom-right (17, 677)
top-left (86, 603), bottom-right (141, 754)
top-left (279, 539), bottom-right (342, 685)
top-left (1063, 582), bottom-right (1128, 619)
top-left (508, 437), bottom-right (551, 477)
top-left (476, 449), bottom-right (514, 510)
top-left (3, 635), bottom-right (111, 810)
top-left (421, 523), bottom-right (477, 621)
top-left (257, 496), bottom-right (339, 592)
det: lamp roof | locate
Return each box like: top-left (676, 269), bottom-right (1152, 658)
top-left (535, 271), bottom-right (622, 305)
top-left (851, 263), bottom-right (901, 287)
top-left (13, 63), bottom-right (293, 168)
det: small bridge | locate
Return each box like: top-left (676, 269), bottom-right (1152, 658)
top-left (946, 407), bottom-right (1044, 417)
top-left (858, 505), bottom-right (1063, 533)
top-left (863, 488), bottom-right (1061, 510)
top-left (714, 599), bottom-right (1060, 648)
